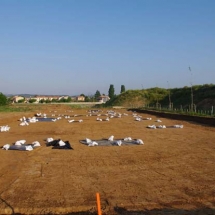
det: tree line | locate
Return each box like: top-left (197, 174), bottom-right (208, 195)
top-left (0, 84), bottom-right (126, 105)
top-left (82, 84), bottom-right (126, 101)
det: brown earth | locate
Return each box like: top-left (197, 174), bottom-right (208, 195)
top-left (0, 104), bottom-right (215, 215)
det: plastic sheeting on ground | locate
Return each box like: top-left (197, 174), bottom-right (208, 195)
top-left (46, 139), bottom-right (73, 150)
top-left (147, 125), bottom-right (184, 129)
top-left (34, 117), bottom-right (57, 122)
top-left (2, 141), bottom-right (41, 151)
top-left (80, 137), bottom-right (144, 147)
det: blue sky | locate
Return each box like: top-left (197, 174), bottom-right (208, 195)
top-left (0, 0), bottom-right (214, 96)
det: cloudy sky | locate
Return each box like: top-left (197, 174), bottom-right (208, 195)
top-left (0, 0), bottom-right (214, 95)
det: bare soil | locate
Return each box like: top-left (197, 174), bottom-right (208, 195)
top-left (0, 104), bottom-right (215, 215)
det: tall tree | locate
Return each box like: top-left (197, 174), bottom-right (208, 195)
top-left (0, 93), bottom-right (8, 106)
top-left (94, 90), bottom-right (101, 100)
top-left (108, 84), bottom-right (115, 99)
top-left (120, 85), bottom-right (126, 93)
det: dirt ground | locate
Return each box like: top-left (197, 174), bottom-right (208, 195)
top-left (0, 104), bottom-right (215, 215)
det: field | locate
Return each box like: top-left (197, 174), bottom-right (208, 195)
top-left (0, 104), bottom-right (215, 215)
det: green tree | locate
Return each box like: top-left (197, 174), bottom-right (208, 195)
top-left (59, 98), bottom-right (66, 102)
top-left (0, 93), bottom-right (8, 106)
top-left (39, 99), bottom-right (45, 103)
top-left (66, 97), bottom-right (72, 102)
top-left (94, 90), bottom-right (101, 100)
top-left (51, 99), bottom-right (58, 103)
top-left (85, 96), bottom-right (90, 102)
top-left (28, 98), bottom-right (37, 103)
top-left (108, 84), bottom-right (115, 99)
top-left (120, 85), bottom-right (126, 93)
top-left (18, 99), bottom-right (25, 103)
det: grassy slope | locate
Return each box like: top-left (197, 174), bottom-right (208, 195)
top-left (104, 84), bottom-right (215, 109)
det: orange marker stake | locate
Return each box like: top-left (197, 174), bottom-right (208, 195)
top-left (96, 192), bottom-right (102, 215)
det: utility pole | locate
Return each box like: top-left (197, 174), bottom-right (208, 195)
top-left (156, 84), bottom-right (159, 109)
top-left (141, 84), bottom-right (145, 107)
top-left (189, 66), bottom-right (194, 112)
top-left (141, 84), bottom-right (143, 90)
top-left (167, 81), bottom-right (171, 109)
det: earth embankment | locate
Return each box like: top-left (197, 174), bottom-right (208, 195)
top-left (129, 109), bottom-right (215, 126)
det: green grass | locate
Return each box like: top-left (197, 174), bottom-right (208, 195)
top-left (0, 105), bottom-right (34, 112)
